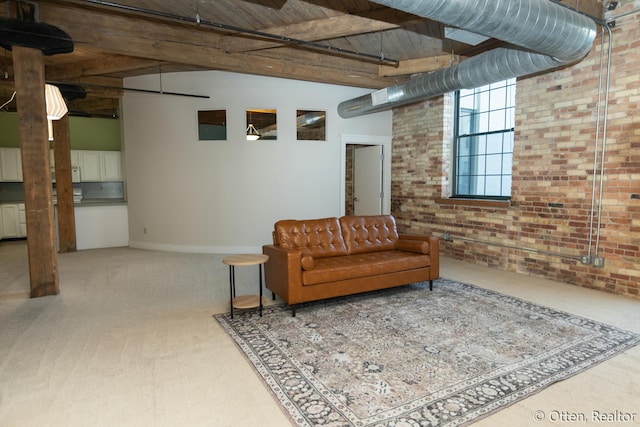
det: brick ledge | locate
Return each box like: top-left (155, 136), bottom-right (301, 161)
top-left (435, 198), bottom-right (511, 209)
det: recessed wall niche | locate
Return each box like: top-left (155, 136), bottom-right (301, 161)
top-left (296, 110), bottom-right (326, 141)
top-left (246, 109), bottom-right (277, 140)
top-left (198, 109), bottom-right (227, 140)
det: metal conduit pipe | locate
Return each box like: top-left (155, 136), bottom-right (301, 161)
top-left (586, 25), bottom-right (608, 261)
top-left (593, 23), bottom-right (614, 258)
top-left (338, 0), bottom-right (597, 118)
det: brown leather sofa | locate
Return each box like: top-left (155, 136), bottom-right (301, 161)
top-left (262, 215), bottom-right (439, 315)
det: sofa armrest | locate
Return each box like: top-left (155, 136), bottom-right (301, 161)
top-left (262, 244), bottom-right (304, 304)
top-left (395, 239), bottom-right (430, 254)
top-left (398, 235), bottom-right (440, 280)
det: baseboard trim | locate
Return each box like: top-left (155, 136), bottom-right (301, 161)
top-left (128, 240), bottom-right (262, 254)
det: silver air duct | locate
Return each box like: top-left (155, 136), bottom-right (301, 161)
top-left (338, 0), bottom-right (597, 118)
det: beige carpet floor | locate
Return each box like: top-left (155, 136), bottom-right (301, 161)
top-left (1, 240), bottom-right (639, 427)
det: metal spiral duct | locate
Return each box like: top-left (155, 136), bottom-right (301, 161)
top-left (338, 0), bottom-right (597, 118)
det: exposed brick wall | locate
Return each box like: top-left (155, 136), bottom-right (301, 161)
top-left (345, 145), bottom-right (354, 216)
top-left (391, 5), bottom-right (640, 298)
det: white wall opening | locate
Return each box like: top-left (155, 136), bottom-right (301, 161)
top-left (340, 134), bottom-right (392, 216)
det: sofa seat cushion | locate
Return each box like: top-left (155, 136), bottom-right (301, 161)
top-left (302, 250), bottom-right (430, 286)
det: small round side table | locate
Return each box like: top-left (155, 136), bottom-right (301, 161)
top-left (222, 254), bottom-right (269, 318)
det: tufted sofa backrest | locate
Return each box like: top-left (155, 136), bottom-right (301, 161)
top-left (274, 217), bottom-right (348, 258)
top-left (339, 215), bottom-right (399, 254)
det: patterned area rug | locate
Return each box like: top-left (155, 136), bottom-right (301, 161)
top-left (215, 279), bottom-right (640, 426)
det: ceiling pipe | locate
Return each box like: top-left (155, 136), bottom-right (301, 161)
top-left (338, 0), bottom-right (597, 118)
top-left (296, 111), bottom-right (326, 128)
top-left (46, 80), bottom-right (210, 99)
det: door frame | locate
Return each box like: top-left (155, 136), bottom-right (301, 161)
top-left (340, 134), bottom-right (392, 216)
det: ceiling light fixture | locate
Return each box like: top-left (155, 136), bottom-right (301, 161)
top-left (45, 84), bottom-right (68, 120)
top-left (246, 123), bottom-right (260, 141)
top-left (246, 110), bottom-right (260, 140)
top-left (45, 84), bottom-right (68, 141)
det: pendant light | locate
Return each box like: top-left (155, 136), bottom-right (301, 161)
top-left (246, 123), bottom-right (260, 140)
top-left (45, 84), bottom-right (68, 141)
top-left (246, 110), bottom-right (260, 140)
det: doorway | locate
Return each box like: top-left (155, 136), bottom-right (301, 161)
top-left (353, 145), bottom-right (383, 215)
top-left (340, 135), bottom-right (391, 216)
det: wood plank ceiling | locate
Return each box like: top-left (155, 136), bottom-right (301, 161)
top-left (1, 0), bottom-right (604, 117)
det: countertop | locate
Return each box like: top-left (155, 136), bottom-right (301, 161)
top-left (74, 199), bottom-right (127, 206)
top-left (1, 199), bottom-right (127, 206)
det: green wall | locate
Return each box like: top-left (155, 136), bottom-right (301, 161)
top-left (0, 112), bottom-right (121, 151)
top-left (0, 113), bottom-right (19, 147)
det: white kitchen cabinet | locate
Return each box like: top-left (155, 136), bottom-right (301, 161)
top-left (0, 148), bottom-right (23, 181)
top-left (78, 150), bottom-right (103, 181)
top-left (102, 151), bottom-right (122, 181)
top-left (2, 148), bottom-right (117, 183)
top-left (18, 203), bottom-right (26, 237)
top-left (77, 150), bottom-right (122, 182)
top-left (1, 204), bottom-right (20, 238)
top-left (71, 150), bottom-right (79, 166)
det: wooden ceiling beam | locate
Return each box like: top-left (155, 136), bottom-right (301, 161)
top-left (37, 3), bottom-right (398, 89)
top-left (242, 47), bottom-right (398, 89)
top-left (220, 6), bottom-right (432, 54)
top-left (556, 0), bottom-right (603, 19)
top-left (379, 54), bottom-right (458, 77)
top-left (46, 54), bottom-right (166, 80)
top-left (70, 76), bottom-right (124, 98)
top-left (67, 97), bottom-right (120, 117)
top-left (222, 15), bottom-right (400, 53)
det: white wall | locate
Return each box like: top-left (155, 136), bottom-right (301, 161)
top-left (122, 71), bottom-right (392, 253)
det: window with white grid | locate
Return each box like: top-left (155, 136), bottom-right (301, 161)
top-left (453, 79), bottom-right (516, 199)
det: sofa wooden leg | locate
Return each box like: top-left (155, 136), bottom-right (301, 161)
top-left (291, 305), bottom-right (297, 317)
top-left (429, 280), bottom-right (433, 291)
top-left (272, 292), bottom-right (276, 301)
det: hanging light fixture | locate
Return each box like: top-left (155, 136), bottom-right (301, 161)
top-left (45, 84), bottom-right (68, 141)
top-left (246, 123), bottom-right (260, 140)
top-left (246, 109), bottom-right (261, 140)
top-left (246, 110), bottom-right (260, 140)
